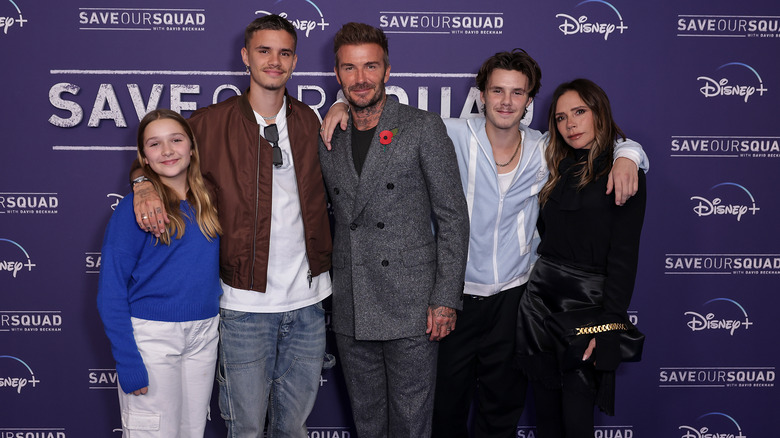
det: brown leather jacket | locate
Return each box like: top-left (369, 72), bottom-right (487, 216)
top-left (188, 91), bottom-right (332, 292)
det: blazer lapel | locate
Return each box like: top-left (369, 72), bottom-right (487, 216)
top-left (326, 117), bottom-right (360, 212)
top-left (351, 98), bottom-right (400, 220)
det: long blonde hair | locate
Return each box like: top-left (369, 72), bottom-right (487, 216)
top-left (539, 79), bottom-right (626, 206)
top-left (137, 109), bottom-right (221, 245)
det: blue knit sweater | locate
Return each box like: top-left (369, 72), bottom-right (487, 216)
top-left (97, 193), bottom-right (221, 393)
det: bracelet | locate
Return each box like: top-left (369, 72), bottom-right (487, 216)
top-left (575, 323), bottom-right (627, 336)
top-left (131, 175), bottom-right (150, 187)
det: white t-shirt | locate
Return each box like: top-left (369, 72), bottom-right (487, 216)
top-left (497, 132), bottom-right (523, 195)
top-left (498, 159), bottom-right (521, 194)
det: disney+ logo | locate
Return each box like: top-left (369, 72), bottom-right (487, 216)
top-left (690, 182), bottom-right (759, 222)
top-left (698, 63), bottom-right (768, 103)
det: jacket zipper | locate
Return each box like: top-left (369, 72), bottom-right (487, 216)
top-left (250, 126), bottom-right (262, 289)
top-left (493, 196), bottom-right (503, 290)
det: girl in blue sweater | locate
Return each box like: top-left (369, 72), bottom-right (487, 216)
top-left (98, 109), bottom-right (222, 437)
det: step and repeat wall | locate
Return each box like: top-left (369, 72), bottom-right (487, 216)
top-left (1, 0), bottom-right (778, 436)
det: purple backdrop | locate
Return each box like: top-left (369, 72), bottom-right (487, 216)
top-left (1, 0), bottom-right (778, 436)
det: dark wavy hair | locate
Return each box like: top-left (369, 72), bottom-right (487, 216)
top-left (475, 48), bottom-right (542, 98)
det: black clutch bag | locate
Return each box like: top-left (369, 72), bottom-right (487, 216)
top-left (545, 306), bottom-right (645, 371)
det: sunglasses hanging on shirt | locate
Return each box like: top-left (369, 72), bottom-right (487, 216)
top-left (264, 124), bottom-right (283, 168)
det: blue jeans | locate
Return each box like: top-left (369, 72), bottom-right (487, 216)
top-left (217, 301), bottom-right (326, 438)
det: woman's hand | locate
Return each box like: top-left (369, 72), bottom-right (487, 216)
top-left (582, 337), bottom-right (597, 362)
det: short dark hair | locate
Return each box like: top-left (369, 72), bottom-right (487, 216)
top-left (244, 15), bottom-right (297, 52)
top-left (333, 22), bottom-right (389, 68)
top-left (475, 49), bottom-right (542, 98)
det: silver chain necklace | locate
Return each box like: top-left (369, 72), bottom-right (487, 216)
top-left (495, 137), bottom-right (522, 167)
top-left (259, 104), bottom-right (283, 121)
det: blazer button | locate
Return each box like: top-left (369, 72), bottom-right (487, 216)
top-left (381, 260), bottom-right (389, 267)
top-left (376, 222), bottom-right (385, 229)
top-left (386, 183), bottom-right (394, 190)
top-left (350, 223), bottom-right (357, 230)
top-left (334, 188), bottom-right (340, 195)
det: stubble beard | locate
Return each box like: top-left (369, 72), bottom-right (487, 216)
top-left (345, 83), bottom-right (386, 114)
top-left (261, 83), bottom-right (284, 92)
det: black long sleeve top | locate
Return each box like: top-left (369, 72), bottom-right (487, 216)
top-left (537, 148), bottom-right (646, 369)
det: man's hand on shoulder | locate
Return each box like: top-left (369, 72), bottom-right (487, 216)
top-left (132, 181), bottom-right (168, 237)
top-left (606, 157), bottom-right (639, 206)
top-left (320, 101), bottom-right (349, 150)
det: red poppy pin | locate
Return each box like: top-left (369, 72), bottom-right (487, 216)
top-left (379, 128), bottom-right (398, 150)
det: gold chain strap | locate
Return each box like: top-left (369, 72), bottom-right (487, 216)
top-left (575, 323), bottom-right (627, 335)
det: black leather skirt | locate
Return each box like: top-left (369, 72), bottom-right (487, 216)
top-left (516, 256), bottom-right (605, 360)
top-left (515, 256), bottom-right (617, 414)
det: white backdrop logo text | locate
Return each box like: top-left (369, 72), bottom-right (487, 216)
top-left (379, 11), bottom-right (503, 36)
top-left (255, 0), bottom-right (330, 38)
top-left (679, 412), bottom-right (747, 438)
top-left (684, 298), bottom-right (752, 336)
top-left (78, 7), bottom-right (205, 32)
top-left (697, 63), bottom-right (768, 103)
top-left (0, 239), bottom-right (36, 278)
top-left (1, 0), bottom-right (27, 35)
top-left (556, 0), bottom-right (627, 40)
top-left (678, 14), bottom-right (780, 38)
top-left (690, 182), bottom-right (759, 221)
top-left (0, 356), bottom-right (40, 393)
top-left (0, 192), bottom-right (59, 215)
top-left (659, 367), bottom-right (774, 388)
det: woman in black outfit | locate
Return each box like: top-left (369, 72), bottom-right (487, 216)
top-left (516, 79), bottom-right (646, 438)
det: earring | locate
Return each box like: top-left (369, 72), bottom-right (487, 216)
top-left (245, 65), bottom-right (250, 74)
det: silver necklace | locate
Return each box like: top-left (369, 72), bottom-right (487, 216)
top-left (495, 137), bottom-right (522, 167)
top-left (260, 105), bottom-right (283, 121)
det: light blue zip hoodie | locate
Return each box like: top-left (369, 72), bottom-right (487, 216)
top-left (444, 117), bottom-right (648, 297)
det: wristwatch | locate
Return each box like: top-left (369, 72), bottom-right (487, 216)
top-left (131, 175), bottom-right (150, 187)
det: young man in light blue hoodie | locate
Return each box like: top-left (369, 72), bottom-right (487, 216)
top-left (434, 49), bottom-right (647, 438)
top-left (320, 48), bottom-right (648, 438)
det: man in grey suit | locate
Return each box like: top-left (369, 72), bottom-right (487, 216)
top-left (318, 22), bottom-right (470, 437)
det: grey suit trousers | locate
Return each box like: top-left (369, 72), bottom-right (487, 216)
top-left (336, 333), bottom-right (438, 438)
